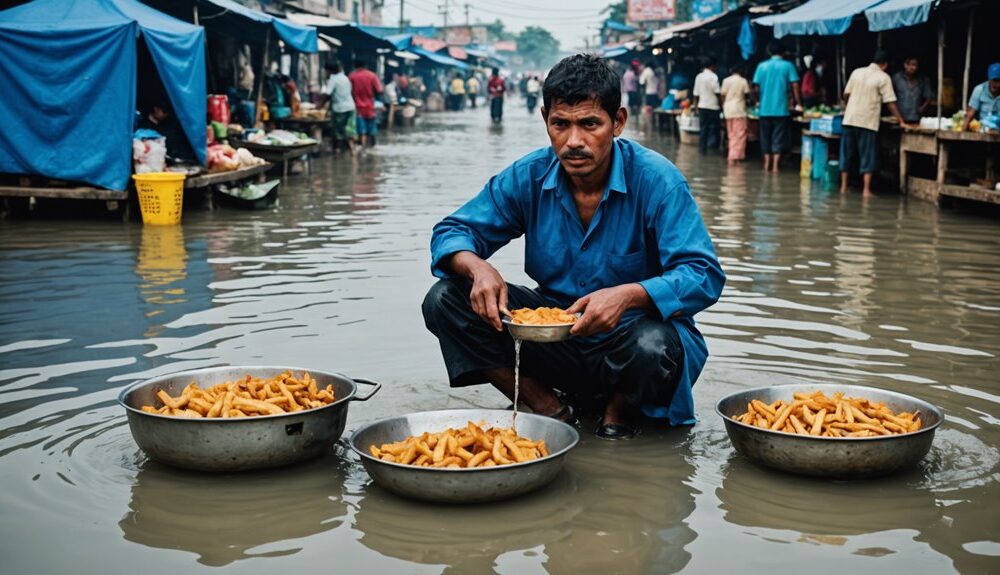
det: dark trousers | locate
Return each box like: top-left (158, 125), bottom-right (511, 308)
top-left (490, 97), bottom-right (504, 122)
top-left (698, 108), bottom-right (720, 153)
top-left (421, 279), bottom-right (684, 414)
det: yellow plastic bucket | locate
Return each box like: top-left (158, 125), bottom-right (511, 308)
top-left (132, 172), bottom-right (186, 225)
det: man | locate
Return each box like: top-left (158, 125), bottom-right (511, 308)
top-left (962, 62), bottom-right (1000, 132)
top-left (525, 75), bottom-right (541, 114)
top-left (753, 41), bottom-right (801, 172)
top-left (840, 50), bottom-right (912, 196)
top-left (623, 60), bottom-right (640, 115)
top-left (639, 61), bottom-right (659, 116)
top-left (448, 72), bottom-right (466, 111)
top-left (488, 67), bottom-right (506, 124)
top-left (348, 59), bottom-right (382, 148)
top-left (693, 56), bottom-right (721, 154)
top-left (466, 74), bottom-right (480, 109)
top-left (422, 55), bottom-right (725, 439)
top-left (891, 56), bottom-right (934, 124)
top-left (720, 62), bottom-right (751, 164)
top-left (322, 62), bottom-right (356, 155)
top-left (801, 55), bottom-right (828, 108)
top-left (136, 101), bottom-right (192, 162)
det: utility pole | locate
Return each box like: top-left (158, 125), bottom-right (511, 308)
top-left (464, 3), bottom-right (470, 26)
top-left (438, 0), bottom-right (449, 28)
top-left (399, 0), bottom-right (404, 32)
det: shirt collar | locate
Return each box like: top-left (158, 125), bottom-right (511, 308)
top-left (542, 139), bottom-right (627, 195)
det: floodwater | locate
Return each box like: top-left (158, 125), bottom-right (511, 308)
top-left (1, 104), bottom-right (999, 574)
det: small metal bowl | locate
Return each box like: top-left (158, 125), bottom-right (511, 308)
top-left (716, 383), bottom-right (944, 478)
top-left (350, 409), bottom-right (579, 503)
top-left (501, 314), bottom-right (579, 343)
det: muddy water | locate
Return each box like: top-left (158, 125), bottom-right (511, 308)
top-left (1, 106), bottom-right (998, 574)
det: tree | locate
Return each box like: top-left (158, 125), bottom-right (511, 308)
top-left (516, 26), bottom-right (560, 69)
top-left (483, 18), bottom-right (515, 42)
top-left (601, 1), bottom-right (627, 23)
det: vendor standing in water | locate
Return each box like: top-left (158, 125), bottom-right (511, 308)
top-left (422, 55), bottom-right (725, 440)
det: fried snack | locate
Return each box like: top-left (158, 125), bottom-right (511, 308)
top-left (370, 421), bottom-right (549, 468)
top-left (733, 390), bottom-right (922, 438)
top-left (139, 371), bottom-right (335, 418)
top-left (509, 307), bottom-right (577, 325)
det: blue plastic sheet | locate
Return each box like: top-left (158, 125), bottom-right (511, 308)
top-left (737, 15), bottom-right (756, 60)
top-left (865, 0), bottom-right (936, 32)
top-left (200, 0), bottom-right (317, 52)
top-left (411, 47), bottom-right (470, 70)
top-left (0, 0), bottom-right (206, 190)
top-left (754, 0), bottom-right (885, 38)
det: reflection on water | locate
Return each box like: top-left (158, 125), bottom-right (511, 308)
top-left (0, 109), bottom-right (998, 573)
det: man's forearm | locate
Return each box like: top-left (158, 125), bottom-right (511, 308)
top-left (624, 282), bottom-right (654, 311)
top-left (446, 250), bottom-right (487, 279)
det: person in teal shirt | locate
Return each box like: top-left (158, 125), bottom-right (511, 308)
top-left (422, 55), bottom-right (725, 440)
top-left (753, 41), bottom-right (801, 172)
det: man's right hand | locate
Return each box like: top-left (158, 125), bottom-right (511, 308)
top-left (449, 251), bottom-right (508, 331)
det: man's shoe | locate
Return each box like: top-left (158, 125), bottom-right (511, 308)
top-left (594, 419), bottom-right (641, 440)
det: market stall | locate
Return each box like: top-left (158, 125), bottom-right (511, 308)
top-left (0, 0), bottom-right (206, 201)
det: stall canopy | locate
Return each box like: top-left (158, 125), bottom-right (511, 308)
top-left (149, 0), bottom-right (317, 52)
top-left (754, 0), bottom-right (885, 38)
top-left (865, 0), bottom-right (936, 32)
top-left (411, 47), bottom-right (470, 70)
top-left (285, 13), bottom-right (396, 54)
top-left (0, 0), bottom-right (206, 190)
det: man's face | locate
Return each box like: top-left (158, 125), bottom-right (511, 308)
top-left (151, 106), bottom-right (169, 122)
top-left (543, 98), bottom-right (626, 180)
top-left (990, 79), bottom-right (1000, 96)
top-left (904, 59), bottom-right (919, 76)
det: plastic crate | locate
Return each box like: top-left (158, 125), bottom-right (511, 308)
top-left (809, 115), bottom-right (843, 135)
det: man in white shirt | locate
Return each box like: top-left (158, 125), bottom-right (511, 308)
top-left (639, 61), bottom-right (658, 115)
top-left (693, 56), bottom-right (721, 154)
top-left (720, 62), bottom-right (751, 164)
top-left (839, 50), bottom-right (911, 196)
top-left (322, 62), bottom-right (357, 154)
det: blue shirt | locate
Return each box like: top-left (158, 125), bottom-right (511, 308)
top-left (968, 81), bottom-right (1000, 116)
top-left (753, 56), bottom-right (799, 117)
top-left (430, 139), bottom-right (725, 426)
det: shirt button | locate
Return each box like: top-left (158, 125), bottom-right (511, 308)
top-left (579, 281), bottom-right (586, 287)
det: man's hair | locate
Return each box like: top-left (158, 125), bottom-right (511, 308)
top-left (731, 62), bottom-right (746, 76)
top-left (491, 67), bottom-right (499, 76)
top-left (904, 55), bottom-right (919, 63)
top-left (354, 59), bottom-right (368, 69)
top-left (542, 54), bottom-right (621, 120)
top-left (703, 55), bottom-right (716, 69)
top-left (326, 61), bottom-right (342, 74)
top-left (873, 50), bottom-right (890, 65)
top-left (768, 40), bottom-right (785, 56)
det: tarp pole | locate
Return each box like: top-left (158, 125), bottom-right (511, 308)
top-left (193, 4), bottom-right (199, 26)
top-left (962, 6), bottom-right (975, 108)
top-left (937, 22), bottom-right (943, 130)
top-left (255, 28), bottom-right (271, 127)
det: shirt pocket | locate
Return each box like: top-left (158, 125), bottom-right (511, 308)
top-left (606, 249), bottom-right (649, 285)
top-left (526, 239), bottom-right (572, 287)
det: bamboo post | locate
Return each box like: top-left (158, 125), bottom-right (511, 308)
top-left (255, 28), bottom-right (271, 127)
top-left (193, 4), bottom-right (199, 25)
top-left (962, 7), bottom-right (975, 108)
top-left (937, 22), bottom-right (943, 130)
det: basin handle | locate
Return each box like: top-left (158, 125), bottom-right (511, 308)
top-left (351, 378), bottom-right (382, 401)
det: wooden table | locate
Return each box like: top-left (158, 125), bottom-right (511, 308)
top-left (0, 182), bottom-right (129, 217)
top-left (231, 141), bottom-right (319, 179)
top-left (899, 129), bottom-right (1000, 205)
top-left (183, 163), bottom-right (272, 189)
top-left (653, 109), bottom-right (681, 137)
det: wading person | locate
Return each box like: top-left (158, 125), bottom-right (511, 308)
top-left (693, 56), bottom-right (721, 154)
top-left (422, 55), bottom-right (725, 439)
top-left (720, 62), bottom-right (751, 164)
top-left (321, 62), bottom-right (357, 155)
top-left (488, 67), bottom-right (506, 124)
top-left (348, 59), bottom-right (382, 149)
top-left (839, 50), bottom-right (911, 196)
top-left (753, 41), bottom-right (801, 172)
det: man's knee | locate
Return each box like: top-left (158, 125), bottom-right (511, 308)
top-left (630, 319), bottom-right (683, 375)
top-left (421, 279), bottom-right (467, 322)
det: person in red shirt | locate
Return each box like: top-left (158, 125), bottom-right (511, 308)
top-left (487, 67), bottom-right (506, 124)
top-left (348, 59), bottom-right (383, 148)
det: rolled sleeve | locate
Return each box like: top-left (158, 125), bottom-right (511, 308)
top-left (969, 84), bottom-right (983, 111)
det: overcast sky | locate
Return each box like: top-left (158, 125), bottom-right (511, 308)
top-left (381, 0), bottom-right (615, 51)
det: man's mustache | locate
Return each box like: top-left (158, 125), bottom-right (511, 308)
top-left (561, 150), bottom-right (593, 160)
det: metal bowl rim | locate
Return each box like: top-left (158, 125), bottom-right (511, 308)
top-left (349, 408), bottom-right (580, 472)
top-left (117, 364), bottom-right (358, 423)
top-left (500, 314), bottom-right (579, 328)
top-left (714, 383), bottom-right (944, 442)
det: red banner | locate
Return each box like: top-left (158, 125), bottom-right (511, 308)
top-left (627, 0), bottom-right (675, 22)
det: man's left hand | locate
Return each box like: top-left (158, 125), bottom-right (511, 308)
top-left (567, 284), bottom-right (649, 337)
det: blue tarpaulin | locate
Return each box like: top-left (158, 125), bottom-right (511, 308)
top-left (411, 47), bottom-right (470, 70)
top-left (738, 14), bottom-right (756, 60)
top-left (193, 0), bottom-right (316, 52)
top-left (0, 0), bottom-right (206, 190)
top-left (754, 0), bottom-right (885, 38)
top-left (865, 0), bottom-right (936, 32)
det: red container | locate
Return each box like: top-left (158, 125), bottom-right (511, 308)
top-left (207, 94), bottom-right (231, 125)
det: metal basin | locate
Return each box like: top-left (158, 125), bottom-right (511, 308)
top-left (119, 365), bottom-right (380, 472)
top-left (350, 409), bottom-right (579, 503)
top-left (501, 315), bottom-right (577, 343)
top-left (716, 383), bottom-right (943, 478)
